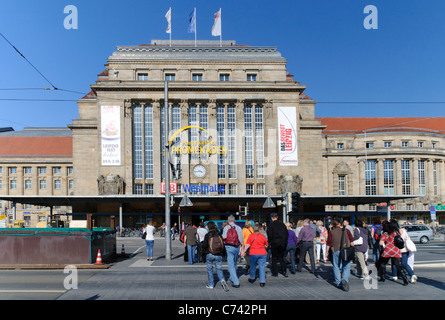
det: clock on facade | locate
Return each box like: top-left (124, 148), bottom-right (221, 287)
top-left (193, 164), bottom-right (207, 178)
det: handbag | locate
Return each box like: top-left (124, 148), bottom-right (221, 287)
top-left (404, 230), bottom-right (417, 252)
top-left (339, 228), bottom-right (355, 262)
top-left (394, 232), bottom-right (405, 249)
top-left (142, 231), bottom-right (147, 240)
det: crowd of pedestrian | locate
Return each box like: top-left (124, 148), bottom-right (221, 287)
top-left (142, 215), bottom-right (418, 292)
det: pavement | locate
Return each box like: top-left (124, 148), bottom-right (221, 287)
top-left (55, 235), bottom-right (445, 302)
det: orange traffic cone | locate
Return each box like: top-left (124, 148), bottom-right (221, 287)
top-left (95, 249), bottom-right (103, 264)
top-left (121, 244), bottom-right (126, 255)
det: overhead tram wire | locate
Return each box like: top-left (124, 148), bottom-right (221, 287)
top-left (0, 32), bottom-right (92, 98)
top-left (0, 32), bottom-right (58, 90)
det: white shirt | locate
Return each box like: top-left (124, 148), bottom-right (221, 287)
top-left (197, 227), bottom-right (208, 242)
top-left (144, 225), bottom-right (156, 241)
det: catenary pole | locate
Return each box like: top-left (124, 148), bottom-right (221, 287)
top-left (164, 81), bottom-right (171, 260)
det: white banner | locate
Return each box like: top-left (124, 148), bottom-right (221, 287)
top-left (277, 107), bottom-right (298, 166)
top-left (101, 106), bottom-right (121, 166)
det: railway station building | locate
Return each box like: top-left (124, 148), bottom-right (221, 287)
top-left (1, 40), bottom-right (444, 228)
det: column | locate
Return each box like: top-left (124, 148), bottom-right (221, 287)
top-left (235, 99), bottom-right (245, 194)
top-left (207, 100), bottom-right (218, 193)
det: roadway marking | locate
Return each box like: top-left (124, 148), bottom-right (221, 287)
top-left (0, 290), bottom-right (66, 293)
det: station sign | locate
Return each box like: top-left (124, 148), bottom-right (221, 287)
top-left (161, 182), bottom-right (177, 194)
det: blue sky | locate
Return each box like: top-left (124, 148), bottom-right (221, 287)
top-left (1, 0), bottom-right (444, 130)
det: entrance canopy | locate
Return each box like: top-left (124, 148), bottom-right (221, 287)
top-left (0, 194), bottom-right (419, 208)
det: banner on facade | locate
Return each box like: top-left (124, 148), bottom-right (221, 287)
top-left (277, 107), bottom-right (298, 166)
top-left (101, 106), bottom-right (121, 166)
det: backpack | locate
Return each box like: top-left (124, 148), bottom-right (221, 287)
top-left (225, 225), bottom-right (240, 246)
top-left (209, 233), bottom-right (224, 255)
top-left (374, 225), bottom-right (383, 241)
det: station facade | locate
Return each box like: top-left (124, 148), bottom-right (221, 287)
top-left (1, 40), bottom-right (444, 228)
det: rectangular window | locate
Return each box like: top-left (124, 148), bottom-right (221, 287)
top-left (247, 74), bottom-right (257, 81)
top-left (433, 161), bottom-right (438, 196)
top-left (53, 167), bottom-right (61, 175)
top-left (144, 105), bottom-right (154, 179)
top-left (384, 141), bottom-right (392, 148)
top-left (134, 184), bottom-right (143, 195)
top-left (337, 143), bottom-right (344, 149)
top-left (133, 105), bottom-right (143, 179)
top-left (40, 180), bottom-right (46, 190)
top-left (192, 73), bottom-right (202, 81)
top-left (10, 179), bottom-right (17, 190)
top-left (418, 160), bottom-right (426, 195)
top-left (68, 167), bottom-right (73, 175)
top-left (9, 167), bottom-right (17, 175)
top-left (137, 73), bottom-right (148, 81)
top-left (24, 167), bottom-right (31, 175)
top-left (39, 167), bottom-right (46, 175)
top-left (383, 160), bottom-right (394, 195)
top-left (401, 160), bottom-right (411, 195)
top-left (402, 141), bottom-right (409, 148)
top-left (418, 141), bottom-right (424, 148)
top-left (25, 180), bottom-right (32, 190)
top-left (229, 184), bottom-right (237, 195)
top-left (54, 179), bottom-right (61, 190)
top-left (165, 73), bottom-right (175, 81)
top-left (217, 105), bottom-right (226, 179)
top-left (218, 184), bottom-right (226, 195)
top-left (255, 105), bottom-right (265, 179)
top-left (338, 176), bottom-right (346, 195)
top-left (69, 180), bottom-right (74, 190)
top-left (365, 160), bottom-right (376, 195)
top-left (246, 184), bottom-right (254, 195)
top-left (145, 184), bottom-right (154, 195)
top-left (256, 184), bottom-right (265, 195)
top-left (366, 142), bottom-right (374, 149)
top-left (244, 105), bottom-right (254, 179)
top-left (219, 74), bottom-right (230, 81)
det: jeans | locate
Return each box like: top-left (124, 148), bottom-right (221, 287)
top-left (206, 253), bottom-right (225, 287)
top-left (145, 240), bottom-right (154, 258)
top-left (249, 255), bottom-right (267, 283)
top-left (332, 250), bottom-right (351, 287)
top-left (284, 244), bottom-right (296, 272)
top-left (392, 252), bottom-right (414, 277)
top-left (225, 245), bottom-right (240, 285)
top-left (187, 245), bottom-right (196, 264)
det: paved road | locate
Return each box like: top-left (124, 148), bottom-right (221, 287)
top-left (1, 235), bottom-right (444, 304)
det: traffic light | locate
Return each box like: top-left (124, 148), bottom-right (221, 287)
top-left (291, 192), bottom-right (300, 213)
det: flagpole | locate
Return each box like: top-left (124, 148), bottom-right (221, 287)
top-left (220, 8), bottom-right (222, 47)
top-left (169, 7), bottom-right (172, 47)
top-left (194, 7), bottom-right (197, 47)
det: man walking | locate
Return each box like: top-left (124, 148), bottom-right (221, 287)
top-left (183, 223), bottom-right (198, 264)
top-left (222, 215), bottom-right (244, 288)
top-left (326, 219), bottom-right (355, 291)
top-left (296, 219), bottom-right (316, 274)
top-left (267, 213), bottom-right (289, 277)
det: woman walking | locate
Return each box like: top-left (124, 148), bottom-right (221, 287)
top-left (315, 220), bottom-right (328, 263)
top-left (284, 222), bottom-right (298, 274)
top-left (375, 220), bottom-right (409, 285)
top-left (242, 220), bottom-right (254, 275)
top-left (242, 223), bottom-right (269, 287)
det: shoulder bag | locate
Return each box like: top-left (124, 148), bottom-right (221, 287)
top-left (339, 227), bottom-right (355, 262)
top-left (394, 231), bottom-right (405, 249)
